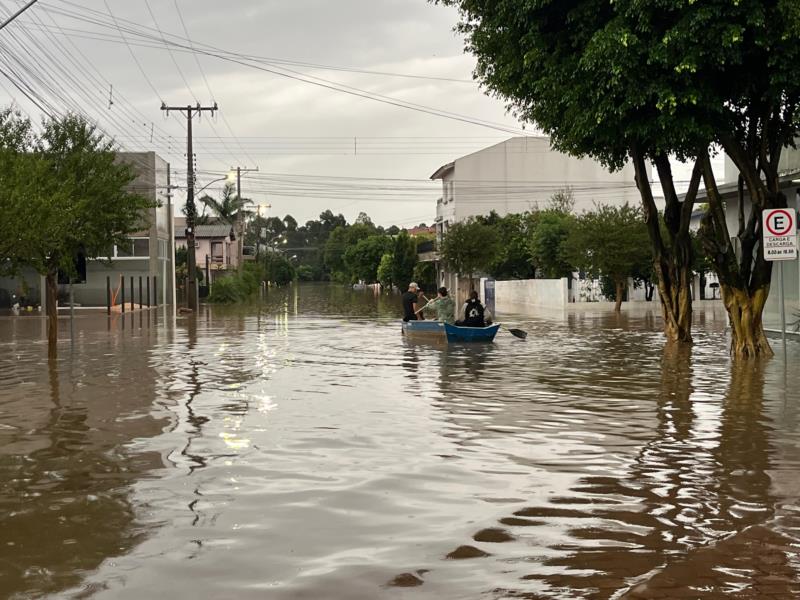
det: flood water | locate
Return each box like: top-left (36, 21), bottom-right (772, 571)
top-left (2, 283), bottom-right (800, 599)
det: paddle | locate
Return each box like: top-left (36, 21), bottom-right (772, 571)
top-left (506, 327), bottom-right (527, 340)
top-left (414, 298), bottom-right (437, 315)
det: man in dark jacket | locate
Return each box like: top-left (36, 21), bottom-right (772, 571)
top-left (458, 291), bottom-right (492, 327)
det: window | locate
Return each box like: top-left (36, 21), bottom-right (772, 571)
top-left (211, 242), bottom-right (224, 263)
top-left (114, 237), bottom-right (149, 258)
top-left (133, 238), bottom-right (149, 257)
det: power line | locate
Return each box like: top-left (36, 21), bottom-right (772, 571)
top-left (102, 0), bottom-right (161, 102)
top-left (37, 1), bottom-right (527, 136)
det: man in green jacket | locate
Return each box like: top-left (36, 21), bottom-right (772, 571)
top-left (423, 287), bottom-right (456, 324)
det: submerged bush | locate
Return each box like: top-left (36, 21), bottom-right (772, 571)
top-left (207, 263), bottom-right (264, 303)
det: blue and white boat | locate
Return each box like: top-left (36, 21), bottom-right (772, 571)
top-left (444, 323), bottom-right (501, 343)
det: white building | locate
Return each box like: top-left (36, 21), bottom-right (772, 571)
top-left (428, 136), bottom-right (646, 304)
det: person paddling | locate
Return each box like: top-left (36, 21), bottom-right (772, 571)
top-left (402, 282), bottom-right (421, 322)
top-left (422, 287), bottom-right (456, 324)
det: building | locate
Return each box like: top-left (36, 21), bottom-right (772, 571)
top-left (174, 218), bottom-right (238, 284)
top-left (0, 151), bottom-right (174, 309)
top-left (428, 136), bottom-right (645, 303)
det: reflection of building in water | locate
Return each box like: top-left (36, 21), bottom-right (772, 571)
top-left (0, 317), bottom-right (170, 598)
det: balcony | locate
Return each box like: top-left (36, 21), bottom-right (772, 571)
top-left (416, 239), bottom-right (438, 263)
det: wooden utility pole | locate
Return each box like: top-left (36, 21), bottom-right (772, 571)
top-left (160, 102), bottom-right (218, 310)
top-left (232, 166), bottom-right (259, 273)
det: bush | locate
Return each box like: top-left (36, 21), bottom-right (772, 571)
top-left (207, 263), bottom-right (264, 303)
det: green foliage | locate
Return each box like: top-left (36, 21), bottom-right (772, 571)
top-left (413, 261), bottom-right (437, 290)
top-left (296, 264), bottom-right (315, 281)
top-left (437, 0), bottom-right (717, 169)
top-left (263, 252), bottom-right (296, 286)
top-left (207, 262), bottom-right (263, 303)
top-left (0, 110), bottom-right (153, 279)
top-left (376, 253), bottom-right (394, 288)
top-left (440, 217), bottom-right (502, 282)
top-left (323, 226), bottom-right (349, 275)
top-left (478, 211), bottom-right (536, 280)
top-left (528, 211), bottom-right (576, 279)
top-left (344, 235), bottom-right (392, 283)
top-left (390, 231), bottom-right (417, 290)
top-left (199, 182), bottom-right (248, 226)
top-left (564, 203), bottom-right (650, 292)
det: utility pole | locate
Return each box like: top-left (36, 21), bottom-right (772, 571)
top-left (161, 102), bottom-right (218, 310)
top-left (232, 165), bottom-right (259, 273)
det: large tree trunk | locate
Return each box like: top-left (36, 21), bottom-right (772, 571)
top-left (657, 260), bottom-right (694, 343)
top-left (698, 147), bottom-right (775, 358)
top-left (721, 284), bottom-right (773, 358)
top-left (614, 278), bottom-right (624, 313)
top-left (631, 147), bottom-right (701, 344)
top-left (45, 266), bottom-right (58, 358)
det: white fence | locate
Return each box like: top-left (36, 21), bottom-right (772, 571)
top-left (495, 278), bottom-right (569, 312)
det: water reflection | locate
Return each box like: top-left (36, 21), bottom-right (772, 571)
top-left (0, 319), bottom-right (169, 599)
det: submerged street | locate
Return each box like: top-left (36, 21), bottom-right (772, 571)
top-left (1, 284), bottom-right (799, 599)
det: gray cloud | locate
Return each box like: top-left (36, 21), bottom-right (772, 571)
top-left (5, 0), bottom-right (523, 225)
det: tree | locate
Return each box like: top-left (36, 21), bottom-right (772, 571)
top-left (439, 218), bottom-right (501, 289)
top-left (548, 188), bottom-right (575, 214)
top-left (0, 111), bottom-right (152, 355)
top-left (198, 182), bottom-right (247, 225)
top-left (323, 226), bottom-right (349, 278)
top-left (565, 203), bottom-right (651, 312)
top-left (355, 211), bottom-right (374, 227)
top-left (283, 214), bottom-right (298, 231)
top-left (391, 231), bottom-right (417, 291)
top-left (438, 0), bottom-right (708, 344)
top-left (344, 235), bottom-right (392, 283)
top-left (386, 225), bottom-right (400, 236)
top-left (263, 251), bottom-right (296, 285)
top-left (479, 211), bottom-right (536, 280)
top-left (528, 210), bottom-right (576, 279)
top-left (376, 253), bottom-right (394, 289)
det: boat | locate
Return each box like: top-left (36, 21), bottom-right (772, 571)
top-left (444, 322), bottom-right (501, 343)
top-left (401, 320), bottom-right (446, 338)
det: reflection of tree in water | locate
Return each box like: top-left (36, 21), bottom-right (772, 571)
top-left (479, 349), bottom-right (784, 599)
top-left (0, 359), bottom-right (162, 598)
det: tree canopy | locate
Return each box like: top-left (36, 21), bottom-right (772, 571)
top-left (439, 218), bottom-right (501, 286)
top-left (565, 203), bottom-right (651, 311)
top-left (0, 109), bottom-right (152, 354)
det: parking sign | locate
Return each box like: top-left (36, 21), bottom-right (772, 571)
top-left (762, 208), bottom-right (798, 261)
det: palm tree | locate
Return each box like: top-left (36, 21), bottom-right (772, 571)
top-left (198, 182), bottom-right (248, 225)
top-left (198, 182), bottom-right (253, 272)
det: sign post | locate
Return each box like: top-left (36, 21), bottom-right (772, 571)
top-left (762, 208), bottom-right (798, 347)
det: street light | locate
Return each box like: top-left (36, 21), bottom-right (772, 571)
top-left (195, 174), bottom-right (232, 196)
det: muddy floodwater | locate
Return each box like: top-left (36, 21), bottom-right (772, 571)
top-left (1, 283), bottom-right (800, 599)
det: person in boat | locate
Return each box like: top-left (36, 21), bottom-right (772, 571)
top-left (457, 290), bottom-right (492, 327)
top-left (402, 282), bottom-right (422, 322)
top-left (422, 286), bottom-right (456, 324)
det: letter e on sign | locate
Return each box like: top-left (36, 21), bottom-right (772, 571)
top-left (762, 208), bottom-right (798, 261)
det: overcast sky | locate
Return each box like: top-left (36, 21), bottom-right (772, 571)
top-left (0, 0), bottom-right (529, 227)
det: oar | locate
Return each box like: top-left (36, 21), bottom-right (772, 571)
top-left (414, 298), bottom-right (437, 315)
top-left (506, 326), bottom-right (527, 340)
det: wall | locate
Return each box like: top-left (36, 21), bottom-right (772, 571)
top-left (451, 137), bottom-right (644, 223)
top-left (495, 278), bottom-right (569, 312)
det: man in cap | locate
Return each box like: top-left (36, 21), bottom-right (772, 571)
top-left (402, 282), bottom-right (422, 322)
